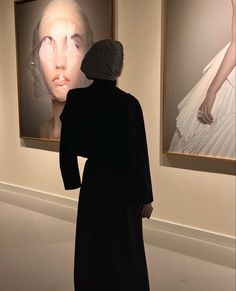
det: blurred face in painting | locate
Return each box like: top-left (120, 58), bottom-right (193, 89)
top-left (38, 0), bottom-right (91, 102)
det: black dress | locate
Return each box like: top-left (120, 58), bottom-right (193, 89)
top-left (59, 80), bottom-right (153, 291)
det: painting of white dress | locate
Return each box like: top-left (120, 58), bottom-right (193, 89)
top-left (164, 0), bottom-right (236, 160)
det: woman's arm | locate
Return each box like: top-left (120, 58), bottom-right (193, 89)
top-left (198, 0), bottom-right (236, 124)
top-left (127, 97), bottom-right (153, 218)
top-left (59, 91), bottom-right (81, 190)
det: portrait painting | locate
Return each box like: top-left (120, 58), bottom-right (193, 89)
top-left (15, 0), bottom-right (113, 141)
top-left (163, 0), bottom-right (235, 161)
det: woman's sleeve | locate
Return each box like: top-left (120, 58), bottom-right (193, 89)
top-left (127, 97), bottom-right (153, 204)
top-left (59, 91), bottom-right (81, 190)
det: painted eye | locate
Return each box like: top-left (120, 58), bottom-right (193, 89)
top-left (45, 37), bottom-right (52, 43)
top-left (39, 36), bottom-right (54, 60)
top-left (41, 36), bottom-right (52, 44)
top-left (67, 38), bottom-right (80, 53)
top-left (39, 36), bottom-right (53, 50)
top-left (73, 39), bottom-right (80, 50)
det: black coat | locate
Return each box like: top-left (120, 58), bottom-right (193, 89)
top-left (59, 79), bottom-right (153, 205)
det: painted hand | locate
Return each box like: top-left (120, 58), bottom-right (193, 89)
top-left (197, 92), bottom-right (216, 124)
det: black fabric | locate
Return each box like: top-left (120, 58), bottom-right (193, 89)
top-left (59, 80), bottom-right (153, 290)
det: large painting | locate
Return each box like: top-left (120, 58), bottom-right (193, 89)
top-left (163, 0), bottom-right (235, 161)
top-left (15, 0), bottom-right (113, 141)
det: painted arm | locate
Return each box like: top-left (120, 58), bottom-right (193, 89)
top-left (198, 0), bottom-right (236, 124)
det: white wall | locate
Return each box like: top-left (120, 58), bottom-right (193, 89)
top-left (0, 0), bottom-right (235, 237)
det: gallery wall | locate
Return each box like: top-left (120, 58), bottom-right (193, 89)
top-left (0, 0), bottom-right (235, 237)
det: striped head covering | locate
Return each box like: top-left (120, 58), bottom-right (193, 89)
top-left (81, 39), bottom-right (124, 81)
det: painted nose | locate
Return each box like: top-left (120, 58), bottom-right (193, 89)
top-left (55, 45), bottom-right (67, 70)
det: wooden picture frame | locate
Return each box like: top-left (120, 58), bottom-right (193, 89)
top-left (163, 0), bottom-right (235, 162)
top-left (15, 0), bottom-right (114, 142)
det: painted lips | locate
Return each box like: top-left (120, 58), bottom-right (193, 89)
top-left (52, 74), bottom-right (69, 86)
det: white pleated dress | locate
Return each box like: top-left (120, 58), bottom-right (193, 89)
top-left (169, 43), bottom-right (236, 159)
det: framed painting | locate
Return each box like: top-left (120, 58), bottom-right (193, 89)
top-left (15, 0), bottom-right (114, 141)
top-left (163, 0), bottom-right (235, 161)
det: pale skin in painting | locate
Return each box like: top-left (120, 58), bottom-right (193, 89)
top-left (198, 0), bottom-right (236, 124)
top-left (36, 0), bottom-right (93, 139)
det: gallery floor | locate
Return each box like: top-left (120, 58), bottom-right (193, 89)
top-left (0, 196), bottom-right (235, 291)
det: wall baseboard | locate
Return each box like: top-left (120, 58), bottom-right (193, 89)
top-left (0, 182), bottom-right (78, 223)
top-left (144, 217), bottom-right (235, 248)
top-left (0, 181), bottom-right (235, 268)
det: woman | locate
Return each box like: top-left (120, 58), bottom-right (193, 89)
top-left (28, 0), bottom-right (93, 140)
top-left (59, 40), bottom-right (153, 291)
top-left (169, 0), bottom-right (235, 159)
